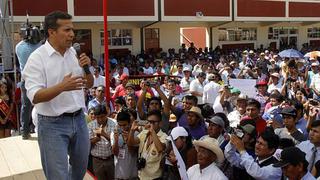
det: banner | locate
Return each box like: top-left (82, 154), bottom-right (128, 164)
top-left (127, 74), bottom-right (180, 90)
top-left (170, 135), bottom-right (189, 180)
top-left (229, 79), bottom-right (257, 98)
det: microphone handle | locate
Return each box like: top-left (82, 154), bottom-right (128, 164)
top-left (83, 65), bottom-right (91, 75)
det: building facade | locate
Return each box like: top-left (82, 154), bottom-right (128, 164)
top-left (12, 0), bottom-right (320, 58)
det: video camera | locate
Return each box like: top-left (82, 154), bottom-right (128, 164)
top-left (20, 13), bottom-right (43, 44)
top-left (20, 24), bottom-right (42, 44)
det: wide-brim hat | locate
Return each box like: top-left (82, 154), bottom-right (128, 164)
top-left (270, 73), bottom-right (280, 79)
top-left (193, 137), bottom-right (225, 164)
top-left (187, 106), bottom-right (203, 120)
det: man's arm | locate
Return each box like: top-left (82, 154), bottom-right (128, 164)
top-left (137, 87), bottom-right (147, 120)
top-left (33, 73), bottom-right (85, 104)
top-left (154, 85), bottom-right (170, 116)
top-left (127, 121), bottom-right (140, 146)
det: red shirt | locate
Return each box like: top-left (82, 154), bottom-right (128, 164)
top-left (240, 116), bottom-right (267, 135)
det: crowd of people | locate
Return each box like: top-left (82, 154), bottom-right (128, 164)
top-left (5, 10), bottom-right (320, 180)
top-left (81, 41), bottom-right (320, 180)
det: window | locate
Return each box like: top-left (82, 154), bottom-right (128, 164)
top-left (100, 29), bottom-right (132, 46)
top-left (307, 27), bottom-right (320, 38)
top-left (218, 28), bottom-right (257, 41)
top-left (268, 27), bottom-right (298, 40)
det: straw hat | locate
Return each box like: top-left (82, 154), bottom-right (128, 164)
top-left (187, 106), bottom-right (203, 120)
top-left (193, 137), bottom-right (225, 163)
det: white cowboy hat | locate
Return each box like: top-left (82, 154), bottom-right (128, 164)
top-left (193, 137), bottom-right (225, 163)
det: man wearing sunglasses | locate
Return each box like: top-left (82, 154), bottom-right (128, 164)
top-left (128, 110), bottom-right (168, 180)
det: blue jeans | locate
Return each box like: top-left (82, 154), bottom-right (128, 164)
top-left (20, 81), bottom-right (32, 135)
top-left (38, 112), bottom-right (90, 180)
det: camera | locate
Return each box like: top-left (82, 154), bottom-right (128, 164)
top-left (229, 127), bottom-right (245, 139)
top-left (309, 99), bottom-right (319, 106)
top-left (137, 157), bottom-right (146, 170)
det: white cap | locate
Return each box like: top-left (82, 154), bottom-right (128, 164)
top-left (183, 66), bottom-right (191, 72)
top-left (167, 127), bottom-right (188, 141)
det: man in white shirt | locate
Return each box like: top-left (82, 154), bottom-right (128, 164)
top-left (190, 72), bottom-right (206, 105)
top-left (203, 74), bottom-right (221, 106)
top-left (180, 66), bottom-right (194, 93)
top-left (143, 61), bottom-right (154, 75)
top-left (187, 137), bottom-right (227, 180)
top-left (311, 69), bottom-right (320, 100)
top-left (93, 66), bottom-right (106, 87)
top-left (22, 11), bottom-right (93, 180)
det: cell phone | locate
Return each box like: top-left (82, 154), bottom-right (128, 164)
top-left (137, 120), bottom-right (148, 126)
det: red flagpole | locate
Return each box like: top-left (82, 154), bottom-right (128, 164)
top-left (103, 0), bottom-right (110, 101)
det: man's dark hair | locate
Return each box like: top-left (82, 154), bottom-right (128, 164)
top-left (147, 110), bottom-right (162, 122)
top-left (247, 98), bottom-right (261, 111)
top-left (148, 97), bottom-right (162, 109)
top-left (260, 128), bottom-right (279, 150)
top-left (117, 110), bottom-right (131, 123)
top-left (269, 93), bottom-right (283, 102)
top-left (44, 11), bottom-right (72, 38)
top-left (311, 120), bottom-right (320, 128)
top-left (115, 97), bottom-right (126, 106)
top-left (94, 105), bottom-right (107, 115)
top-left (183, 95), bottom-right (198, 106)
top-left (288, 60), bottom-right (297, 69)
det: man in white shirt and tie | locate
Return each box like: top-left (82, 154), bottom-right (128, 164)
top-left (22, 11), bottom-right (93, 180)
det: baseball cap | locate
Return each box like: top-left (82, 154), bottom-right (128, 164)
top-left (273, 147), bottom-right (306, 167)
top-left (240, 124), bottom-right (256, 135)
top-left (255, 80), bottom-right (268, 87)
top-left (207, 116), bottom-right (225, 129)
top-left (230, 88), bottom-right (241, 94)
top-left (167, 127), bottom-right (188, 141)
top-left (280, 107), bottom-right (297, 117)
top-left (270, 73), bottom-right (280, 79)
top-left (237, 94), bottom-right (248, 101)
top-left (183, 66), bottom-right (191, 72)
top-left (120, 74), bottom-right (129, 81)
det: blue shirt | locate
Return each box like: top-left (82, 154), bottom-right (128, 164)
top-left (301, 172), bottom-right (316, 180)
top-left (15, 40), bottom-right (41, 71)
top-left (296, 117), bottom-right (308, 139)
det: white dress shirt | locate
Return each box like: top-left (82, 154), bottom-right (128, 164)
top-left (187, 163), bottom-right (228, 180)
top-left (93, 75), bottom-right (106, 87)
top-left (297, 140), bottom-right (320, 171)
top-left (22, 41), bottom-right (86, 116)
top-left (203, 81), bottom-right (221, 105)
top-left (190, 78), bottom-right (205, 104)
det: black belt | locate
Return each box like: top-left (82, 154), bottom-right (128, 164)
top-left (62, 109), bottom-right (82, 117)
top-left (92, 155), bottom-right (113, 161)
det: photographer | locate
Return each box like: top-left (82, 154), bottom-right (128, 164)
top-left (127, 110), bottom-right (168, 180)
top-left (16, 24), bottom-right (42, 139)
top-left (111, 110), bottom-right (138, 180)
top-left (224, 128), bottom-right (281, 180)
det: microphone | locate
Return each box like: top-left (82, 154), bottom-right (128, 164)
top-left (73, 43), bottom-right (91, 75)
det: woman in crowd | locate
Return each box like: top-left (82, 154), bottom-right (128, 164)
top-left (0, 81), bottom-right (14, 138)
